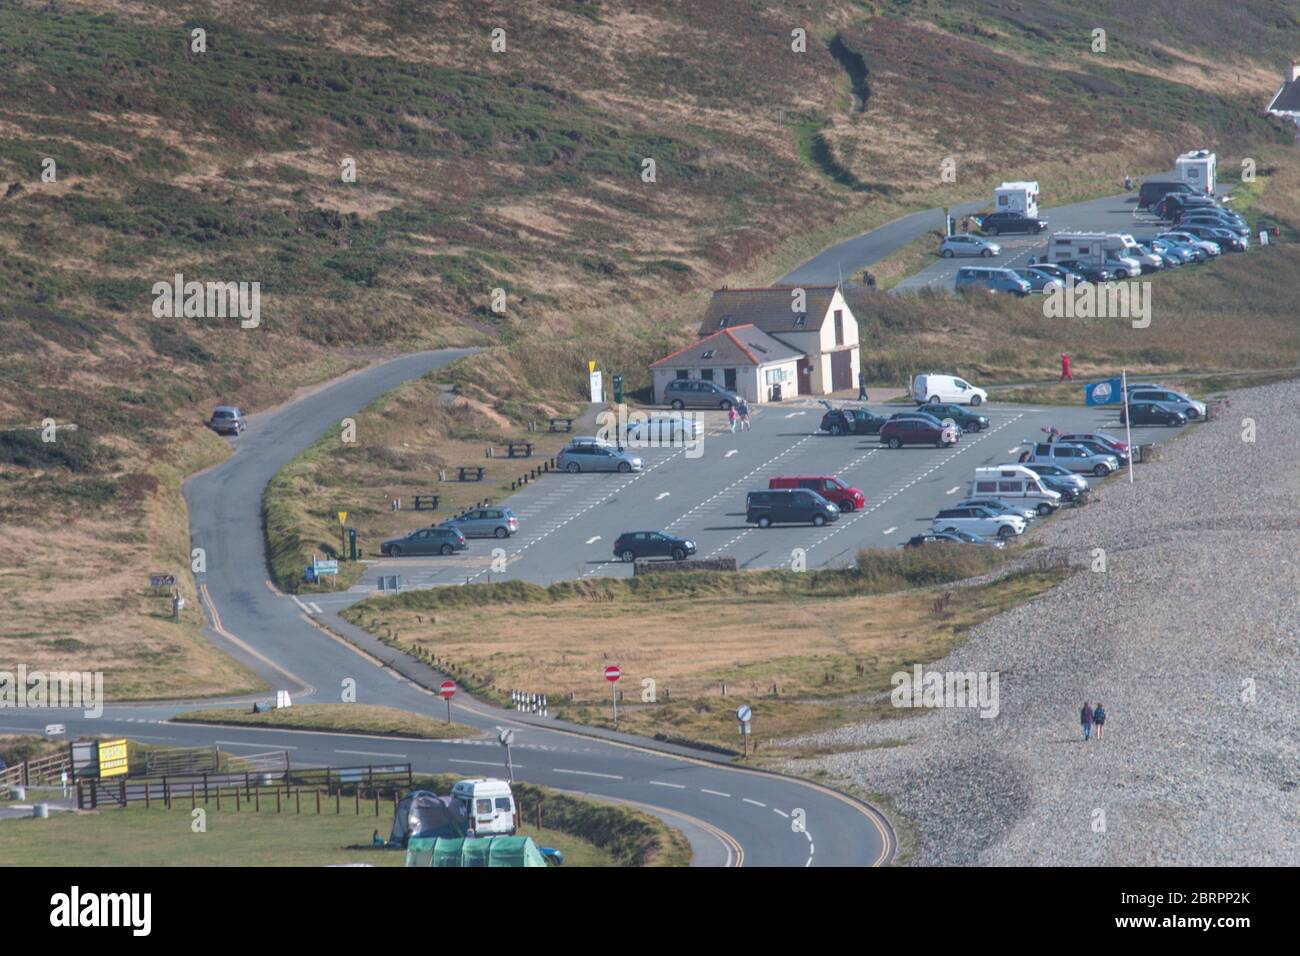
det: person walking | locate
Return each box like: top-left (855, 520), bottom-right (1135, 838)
top-left (737, 398), bottom-right (751, 431)
top-left (1093, 702), bottom-right (1106, 740)
top-left (1080, 701), bottom-right (1094, 741)
top-left (857, 370), bottom-right (869, 402)
top-left (1059, 353), bottom-right (1073, 382)
top-left (727, 405), bottom-right (737, 433)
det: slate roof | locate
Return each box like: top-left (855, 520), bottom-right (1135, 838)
top-left (1267, 79), bottom-right (1300, 114)
top-left (650, 324), bottom-right (804, 369)
top-left (698, 286), bottom-right (842, 337)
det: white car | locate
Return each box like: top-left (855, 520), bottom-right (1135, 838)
top-left (932, 506), bottom-right (1026, 540)
top-left (911, 373), bottom-right (988, 406)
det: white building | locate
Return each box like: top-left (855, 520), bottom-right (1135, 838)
top-left (650, 323), bottom-right (803, 405)
top-left (1265, 60), bottom-right (1300, 131)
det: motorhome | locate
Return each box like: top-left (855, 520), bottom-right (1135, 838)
top-left (1175, 149), bottom-right (1216, 195)
top-left (1045, 232), bottom-right (1143, 278)
top-left (994, 180), bottom-right (1040, 219)
top-left (969, 465), bottom-right (1062, 516)
top-left (450, 779), bottom-right (518, 836)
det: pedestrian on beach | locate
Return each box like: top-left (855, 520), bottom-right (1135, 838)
top-left (737, 397), bottom-right (751, 431)
top-left (1080, 701), bottom-right (1094, 741)
top-left (1093, 702), bottom-right (1106, 740)
top-left (1059, 353), bottom-right (1073, 382)
top-left (727, 405), bottom-right (737, 433)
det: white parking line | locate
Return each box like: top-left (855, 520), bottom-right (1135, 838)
top-left (773, 808), bottom-right (790, 818)
top-left (882, 527), bottom-right (896, 535)
top-left (585, 536), bottom-right (601, 545)
top-left (656, 492), bottom-right (670, 500)
top-left (215, 741), bottom-right (298, 750)
top-left (946, 486), bottom-right (959, 495)
top-left (725, 449), bottom-right (738, 457)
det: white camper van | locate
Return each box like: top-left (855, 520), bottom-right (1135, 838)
top-left (1175, 149), bottom-right (1216, 195)
top-left (994, 181), bottom-right (1040, 219)
top-left (911, 373), bottom-right (988, 406)
top-left (451, 778), bottom-right (518, 836)
top-left (969, 465), bottom-right (1061, 516)
top-left (1046, 232), bottom-right (1143, 278)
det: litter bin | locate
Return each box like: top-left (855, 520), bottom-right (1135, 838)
top-left (613, 374), bottom-right (624, 404)
top-left (772, 382), bottom-right (783, 402)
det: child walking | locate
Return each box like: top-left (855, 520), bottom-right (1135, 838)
top-left (727, 405), bottom-right (738, 433)
top-left (1093, 702), bottom-right (1106, 739)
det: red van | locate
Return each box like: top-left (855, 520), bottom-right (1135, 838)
top-left (768, 476), bottom-right (866, 512)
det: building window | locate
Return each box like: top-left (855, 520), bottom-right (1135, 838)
top-left (700, 349), bottom-right (716, 359)
top-left (834, 310), bottom-right (844, 346)
top-left (701, 368), bottom-right (714, 381)
top-left (675, 369), bottom-right (689, 379)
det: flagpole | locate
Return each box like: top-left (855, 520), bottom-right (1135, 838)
top-left (1122, 369), bottom-right (1134, 483)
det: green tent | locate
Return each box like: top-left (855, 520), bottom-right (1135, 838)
top-left (406, 835), bottom-right (548, 867)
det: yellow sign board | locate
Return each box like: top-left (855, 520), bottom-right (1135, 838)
top-left (588, 360), bottom-right (596, 374)
top-left (337, 511), bottom-right (348, 525)
top-left (98, 738), bottom-right (129, 778)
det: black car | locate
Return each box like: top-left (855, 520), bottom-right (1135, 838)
top-left (918, 402), bottom-right (989, 433)
top-left (1137, 180), bottom-right (1192, 210)
top-left (1027, 262), bottom-right (1087, 285)
top-left (903, 531), bottom-right (1005, 549)
top-left (613, 531), bottom-right (696, 563)
top-left (976, 211), bottom-right (1048, 236)
top-left (381, 527), bottom-right (468, 556)
top-left (1055, 259), bottom-right (1113, 283)
top-left (1120, 401), bottom-right (1187, 427)
top-left (745, 489), bottom-right (839, 528)
top-left (819, 407), bottom-right (887, 436)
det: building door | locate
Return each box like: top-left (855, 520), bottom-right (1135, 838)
top-left (724, 368), bottom-right (737, 391)
top-left (830, 350), bottom-right (853, 391)
top-left (797, 358), bottom-right (814, 395)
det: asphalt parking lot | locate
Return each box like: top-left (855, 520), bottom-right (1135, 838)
top-left (310, 397), bottom-right (1196, 605)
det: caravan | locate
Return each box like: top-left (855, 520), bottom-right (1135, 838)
top-left (968, 465), bottom-right (1061, 516)
top-left (1175, 149), bottom-right (1216, 195)
top-left (1046, 232), bottom-right (1143, 279)
top-left (994, 181), bottom-right (1040, 219)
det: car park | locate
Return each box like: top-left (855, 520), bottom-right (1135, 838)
top-left (1128, 388), bottom-right (1206, 420)
top-left (975, 211), bottom-right (1048, 235)
top-left (957, 496), bottom-right (1038, 521)
top-left (904, 531), bottom-right (1006, 549)
top-left (819, 406), bottom-right (887, 436)
top-left (969, 465), bottom-right (1062, 515)
top-left (438, 507), bottom-right (519, 539)
top-left (613, 531), bottom-right (697, 562)
top-left (932, 506), bottom-right (1025, 540)
top-left (207, 405), bottom-right (247, 435)
top-left (1026, 441), bottom-right (1119, 477)
top-left (939, 234), bottom-right (1000, 258)
top-left (381, 527), bottom-right (468, 557)
top-left (911, 373), bottom-right (988, 405)
top-left (1018, 462), bottom-right (1089, 501)
top-left (662, 378), bottom-right (742, 410)
top-left (918, 402), bottom-right (989, 432)
top-left (746, 489), bottom-right (839, 528)
top-left (955, 266), bottom-right (1031, 296)
top-left (1120, 401), bottom-right (1188, 427)
top-left (557, 438), bottom-right (643, 473)
top-left (880, 417), bottom-right (959, 449)
top-left (769, 475), bottom-right (866, 512)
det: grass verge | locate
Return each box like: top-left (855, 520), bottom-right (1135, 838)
top-left (173, 704), bottom-right (479, 740)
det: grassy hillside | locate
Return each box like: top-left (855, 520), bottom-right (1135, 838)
top-left (2, 0), bottom-right (1296, 693)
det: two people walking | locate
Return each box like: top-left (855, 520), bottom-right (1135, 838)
top-left (1080, 701), bottom-right (1107, 740)
top-left (729, 399), bottom-right (751, 433)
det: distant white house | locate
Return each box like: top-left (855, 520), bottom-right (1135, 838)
top-left (1265, 60), bottom-right (1300, 130)
top-left (649, 323), bottom-right (803, 405)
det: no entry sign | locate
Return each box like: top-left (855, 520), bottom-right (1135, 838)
top-left (439, 680), bottom-right (457, 699)
top-left (604, 665), bottom-right (622, 682)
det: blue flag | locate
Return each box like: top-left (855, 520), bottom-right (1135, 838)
top-left (1085, 377), bottom-right (1123, 406)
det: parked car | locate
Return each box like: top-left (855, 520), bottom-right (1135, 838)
top-left (1011, 267), bottom-right (1063, 294)
top-left (1057, 431), bottom-right (1129, 459)
top-left (1128, 388), bottom-right (1206, 420)
top-left (1018, 461), bottom-right (1089, 500)
top-left (557, 438), bottom-right (643, 473)
top-left (1138, 180), bottom-right (1192, 210)
top-left (1149, 237), bottom-right (1196, 264)
top-left (1180, 225), bottom-right (1247, 251)
top-left (919, 402), bottom-right (989, 432)
top-left (957, 496), bottom-right (1038, 521)
top-left (1055, 259), bottom-right (1113, 283)
top-left (438, 507), bottom-right (519, 539)
top-left (624, 413), bottom-right (704, 443)
top-left (819, 406), bottom-right (887, 436)
top-left (879, 417), bottom-right (959, 449)
top-left (1026, 441), bottom-right (1119, 478)
top-left (939, 234), bottom-right (1000, 258)
top-left (975, 211), bottom-right (1048, 236)
top-left (1179, 215), bottom-right (1247, 239)
top-left (207, 405), bottom-right (247, 435)
top-left (969, 465), bottom-right (1062, 516)
top-left (1136, 241), bottom-right (1180, 269)
top-left (889, 410), bottom-right (946, 426)
top-left (745, 489), bottom-right (839, 528)
top-left (904, 531), bottom-right (1005, 549)
top-left (662, 378), bottom-right (741, 410)
top-left (911, 373), bottom-right (988, 406)
top-left (955, 266), bottom-right (1031, 296)
top-left (1157, 231), bottom-right (1219, 258)
top-left (613, 531), bottom-right (697, 562)
top-left (381, 527), bottom-right (468, 557)
top-left (932, 506), bottom-right (1026, 540)
top-left (1026, 262), bottom-right (1086, 285)
top-left (1064, 438), bottom-right (1130, 466)
top-left (769, 475), bottom-right (865, 513)
top-left (1119, 401), bottom-right (1188, 427)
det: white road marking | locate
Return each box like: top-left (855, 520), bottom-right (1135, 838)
top-left (773, 808), bottom-right (790, 818)
top-left (656, 492), bottom-right (670, 500)
top-left (335, 749), bottom-right (407, 758)
top-left (309, 602), bottom-right (323, 614)
top-left (946, 486), bottom-right (960, 495)
top-left (1007, 446), bottom-right (1022, 454)
top-left (701, 789), bottom-right (731, 798)
top-left (216, 741), bottom-right (298, 750)
top-left (743, 797), bottom-right (767, 807)
top-left (448, 759), bottom-right (514, 768)
top-left (291, 596), bottom-right (310, 613)
top-left (882, 527), bottom-right (896, 535)
top-left (585, 536), bottom-right (601, 545)
top-left (725, 449), bottom-right (738, 457)
top-left (551, 768), bottom-right (623, 780)
top-left (784, 412), bottom-right (805, 418)
top-left (649, 780), bottom-right (686, 789)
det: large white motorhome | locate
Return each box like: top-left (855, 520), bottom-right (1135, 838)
top-left (1045, 232), bottom-right (1143, 278)
top-left (994, 180), bottom-right (1040, 218)
top-left (1175, 149), bottom-right (1216, 195)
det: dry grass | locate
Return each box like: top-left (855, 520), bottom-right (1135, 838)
top-left (174, 703), bottom-right (479, 739)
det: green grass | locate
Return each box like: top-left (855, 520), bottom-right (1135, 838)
top-left (174, 704), bottom-right (479, 740)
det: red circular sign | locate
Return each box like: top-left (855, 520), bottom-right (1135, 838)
top-left (604, 665), bottom-right (621, 682)
top-left (439, 680), bottom-right (457, 699)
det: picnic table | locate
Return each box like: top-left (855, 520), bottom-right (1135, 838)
top-left (458, 466), bottom-right (485, 482)
top-left (548, 417), bottom-right (574, 433)
top-left (506, 440), bottom-right (534, 458)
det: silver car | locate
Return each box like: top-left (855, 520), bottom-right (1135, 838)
top-left (557, 439), bottom-right (643, 474)
top-left (1128, 388), bottom-right (1207, 420)
top-left (207, 405), bottom-right (246, 435)
top-left (438, 507), bottom-right (519, 539)
top-left (939, 234), bottom-right (1000, 258)
top-left (1028, 442), bottom-right (1119, 478)
top-left (662, 378), bottom-right (742, 410)
top-left (957, 497), bottom-right (1038, 521)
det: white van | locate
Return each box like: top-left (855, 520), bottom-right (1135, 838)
top-left (911, 373), bottom-right (988, 406)
top-left (451, 778), bottom-right (517, 836)
top-left (969, 465), bottom-right (1061, 516)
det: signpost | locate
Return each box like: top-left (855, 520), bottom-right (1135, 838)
top-left (439, 680), bottom-right (457, 723)
top-left (337, 511), bottom-right (348, 562)
top-left (605, 665), bottom-right (621, 729)
top-left (97, 738), bottom-right (129, 778)
top-left (498, 727), bottom-right (516, 782)
top-left (737, 705), bottom-right (753, 757)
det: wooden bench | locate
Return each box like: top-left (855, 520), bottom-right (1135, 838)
top-left (548, 418), bottom-right (574, 433)
top-left (457, 466), bottom-right (485, 482)
top-left (506, 440), bottom-right (534, 459)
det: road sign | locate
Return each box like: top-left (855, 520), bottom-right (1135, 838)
top-left (498, 728), bottom-right (515, 747)
top-left (97, 738), bottom-right (128, 778)
top-left (337, 511), bottom-right (348, 524)
top-left (737, 705), bottom-right (752, 723)
top-left (313, 559), bottom-right (338, 575)
top-left (439, 680), bottom-right (457, 699)
top-left (604, 665), bottom-right (622, 682)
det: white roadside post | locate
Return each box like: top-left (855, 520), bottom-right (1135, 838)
top-left (1122, 369), bottom-right (1134, 483)
top-left (737, 704), bottom-right (752, 757)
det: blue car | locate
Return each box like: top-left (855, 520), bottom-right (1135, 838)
top-left (955, 266), bottom-right (1031, 296)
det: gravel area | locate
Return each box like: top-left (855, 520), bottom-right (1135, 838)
top-left (782, 380), bottom-right (1300, 865)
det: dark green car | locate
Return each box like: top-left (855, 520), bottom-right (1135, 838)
top-left (919, 402), bottom-right (989, 432)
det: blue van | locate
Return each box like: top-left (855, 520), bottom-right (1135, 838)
top-left (955, 266), bottom-right (1031, 297)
